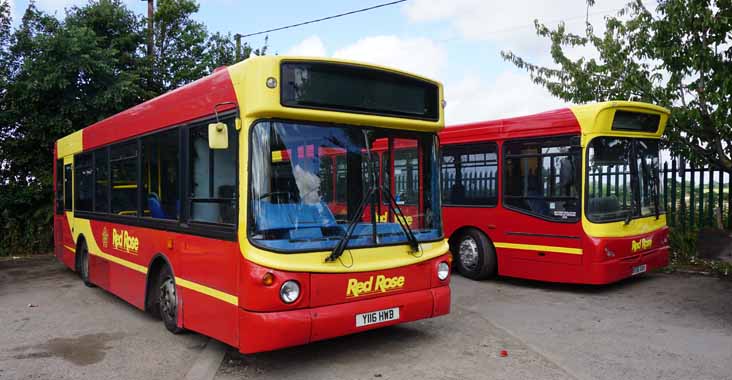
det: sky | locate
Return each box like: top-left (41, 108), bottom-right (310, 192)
top-left (7, 0), bottom-right (640, 125)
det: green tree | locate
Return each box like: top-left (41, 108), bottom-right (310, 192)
top-left (151, 0), bottom-right (208, 93)
top-left (203, 33), bottom-right (269, 70)
top-left (0, 0), bottom-right (12, 129)
top-left (502, 0), bottom-right (732, 171)
top-left (0, 0), bottom-right (269, 256)
top-left (0, 1), bottom-right (147, 255)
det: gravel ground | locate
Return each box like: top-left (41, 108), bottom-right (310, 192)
top-left (217, 271), bottom-right (732, 380)
top-left (2, 256), bottom-right (730, 380)
top-left (0, 256), bottom-right (208, 380)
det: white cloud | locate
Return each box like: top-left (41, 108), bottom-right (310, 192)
top-left (444, 70), bottom-right (567, 125)
top-left (33, 0), bottom-right (77, 14)
top-left (332, 35), bottom-right (446, 79)
top-left (283, 35), bottom-right (565, 126)
top-left (286, 35), bottom-right (327, 57)
top-left (404, 0), bottom-right (632, 57)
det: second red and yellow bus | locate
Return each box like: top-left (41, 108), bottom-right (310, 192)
top-left (440, 101), bottom-right (670, 284)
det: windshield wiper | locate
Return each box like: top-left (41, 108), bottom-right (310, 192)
top-left (325, 186), bottom-right (376, 262)
top-left (380, 185), bottom-right (420, 253)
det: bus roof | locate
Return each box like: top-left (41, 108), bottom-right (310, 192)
top-left (440, 101), bottom-right (670, 145)
top-left (57, 56), bottom-right (445, 159)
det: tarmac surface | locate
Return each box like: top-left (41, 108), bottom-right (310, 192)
top-left (1, 255), bottom-right (731, 380)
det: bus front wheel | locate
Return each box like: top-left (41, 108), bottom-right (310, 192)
top-left (454, 229), bottom-right (496, 280)
top-left (158, 266), bottom-right (184, 334)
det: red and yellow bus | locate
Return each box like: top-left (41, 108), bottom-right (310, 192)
top-left (53, 56), bottom-right (451, 354)
top-left (440, 101), bottom-right (669, 284)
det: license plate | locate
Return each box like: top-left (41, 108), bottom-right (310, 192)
top-left (632, 264), bottom-right (647, 276)
top-left (356, 307), bottom-right (400, 327)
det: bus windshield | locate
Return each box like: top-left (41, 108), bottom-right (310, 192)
top-left (586, 137), bottom-right (663, 222)
top-left (249, 120), bottom-right (441, 252)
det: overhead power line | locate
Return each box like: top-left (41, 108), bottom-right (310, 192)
top-left (235, 0), bottom-right (407, 39)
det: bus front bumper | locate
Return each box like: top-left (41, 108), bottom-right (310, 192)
top-left (588, 245), bottom-right (669, 284)
top-left (237, 285), bottom-right (450, 354)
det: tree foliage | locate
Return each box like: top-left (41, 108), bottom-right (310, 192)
top-left (502, 0), bottom-right (732, 171)
top-left (0, 0), bottom-right (267, 255)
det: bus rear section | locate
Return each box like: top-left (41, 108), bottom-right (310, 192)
top-left (440, 101), bottom-right (670, 284)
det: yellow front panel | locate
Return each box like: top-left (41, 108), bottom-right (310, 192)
top-left (242, 239), bottom-right (449, 273)
top-left (227, 56), bottom-right (444, 133)
top-left (228, 56), bottom-right (446, 272)
top-left (573, 101), bottom-right (670, 238)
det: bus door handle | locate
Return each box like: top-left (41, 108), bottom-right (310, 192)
top-left (537, 252), bottom-right (546, 257)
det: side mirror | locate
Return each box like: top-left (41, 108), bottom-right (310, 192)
top-left (208, 122), bottom-right (228, 149)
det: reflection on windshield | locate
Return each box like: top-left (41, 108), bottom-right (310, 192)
top-left (249, 121), bottom-right (441, 252)
top-left (587, 137), bottom-right (663, 222)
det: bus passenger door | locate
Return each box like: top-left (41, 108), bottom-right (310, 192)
top-left (60, 158), bottom-right (76, 269)
top-left (177, 120), bottom-right (239, 347)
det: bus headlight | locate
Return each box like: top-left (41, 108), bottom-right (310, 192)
top-left (437, 262), bottom-right (450, 281)
top-left (280, 280), bottom-right (300, 304)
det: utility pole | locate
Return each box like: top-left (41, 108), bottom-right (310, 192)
top-left (144, 0), bottom-right (154, 57)
top-left (235, 34), bottom-right (242, 62)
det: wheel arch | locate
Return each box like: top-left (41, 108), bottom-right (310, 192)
top-left (448, 225), bottom-right (494, 248)
top-left (74, 234), bottom-right (87, 273)
top-left (144, 253), bottom-right (176, 313)
top-left (449, 225), bottom-right (499, 276)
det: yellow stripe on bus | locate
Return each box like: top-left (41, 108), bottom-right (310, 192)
top-left (89, 248), bottom-right (148, 274)
top-left (64, 245), bottom-right (76, 253)
top-left (86, 246), bottom-right (238, 306)
top-left (494, 242), bottom-right (583, 255)
top-left (175, 278), bottom-right (239, 306)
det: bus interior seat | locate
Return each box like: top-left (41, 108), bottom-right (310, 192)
top-left (147, 193), bottom-right (166, 218)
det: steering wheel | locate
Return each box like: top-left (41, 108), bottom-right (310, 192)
top-left (258, 191), bottom-right (297, 203)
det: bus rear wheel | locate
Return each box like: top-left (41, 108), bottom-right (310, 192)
top-left (158, 266), bottom-right (184, 334)
top-left (78, 241), bottom-right (95, 288)
top-left (454, 229), bottom-right (496, 280)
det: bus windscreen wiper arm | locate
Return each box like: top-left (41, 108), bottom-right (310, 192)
top-left (380, 185), bottom-right (420, 253)
top-left (325, 186), bottom-right (376, 262)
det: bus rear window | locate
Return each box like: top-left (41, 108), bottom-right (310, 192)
top-left (281, 62), bottom-right (439, 121)
top-left (611, 111), bottom-right (660, 133)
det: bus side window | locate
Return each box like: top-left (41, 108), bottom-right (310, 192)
top-left (189, 118), bottom-right (237, 225)
top-left (74, 152), bottom-right (93, 212)
top-left (441, 143), bottom-right (498, 206)
top-left (94, 149), bottom-right (110, 213)
top-left (110, 141), bottom-right (139, 216)
top-left (142, 129), bottom-right (180, 220)
top-left (503, 136), bottom-right (580, 221)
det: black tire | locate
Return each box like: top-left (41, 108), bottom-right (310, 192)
top-left (78, 241), bottom-right (95, 288)
top-left (158, 266), bottom-right (184, 334)
top-left (453, 229), bottom-right (497, 280)
top-left (147, 276), bottom-right (162, 320)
